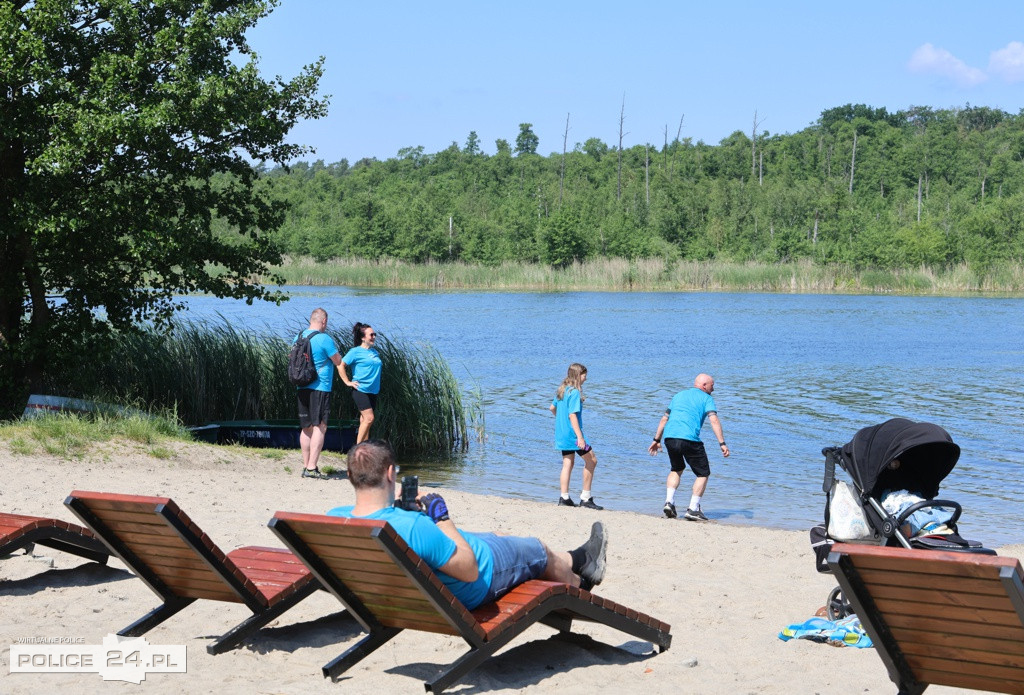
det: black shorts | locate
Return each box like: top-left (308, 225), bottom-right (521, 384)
top-left (352, 390), bottom-right (378, 412)
top-left (561, 444), bottom-right (593, 457)
top-left (297, 389), bottom-right (331, 428)
top-left (665, 438), bottom-right (711, 477)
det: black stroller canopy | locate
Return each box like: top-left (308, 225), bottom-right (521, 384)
top-left (841, 417), bottom-right (960, 499)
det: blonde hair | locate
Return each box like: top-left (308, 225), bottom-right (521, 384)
top-left (555, 363), bottom-right (587, 401)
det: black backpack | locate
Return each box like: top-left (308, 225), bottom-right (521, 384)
top-left (287, 330), bottom-right (321, 386)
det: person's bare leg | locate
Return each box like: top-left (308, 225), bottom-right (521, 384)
top-left (300, 426), bottom-right (313, 470)
top-left (307, 423), bottom-right (327, 470)
top-left (692, 475), bottom-right (708, 497)
top-left (581, 450), bottom-right (597, 493)
top-left (541, 545), bottom-right (580, 586)
top-left (666, 470), bottom-right (681, 491)
top-left (559, 454), bottom-right (575, 495)
top-left (355, 407), bottom-right (374, 444)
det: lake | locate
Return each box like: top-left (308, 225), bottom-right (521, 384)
top-left (181, 288), bottom-right (1024, 546)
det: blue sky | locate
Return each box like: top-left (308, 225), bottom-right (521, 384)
top-left (246, 1), bottom-right (1024, 164)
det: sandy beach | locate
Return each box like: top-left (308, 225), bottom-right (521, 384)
top-left (1, 439), bottom-right (1013, 694)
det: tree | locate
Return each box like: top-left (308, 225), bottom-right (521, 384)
top-left (0, 0), bottom-right (326, 415)
top-left (514, 123), bottom-right (539, 156)
top-left (463, 131), bottom-right (481, 156)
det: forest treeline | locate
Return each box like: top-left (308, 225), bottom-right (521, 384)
top-left (253, 103), bottom-right (1024, 271)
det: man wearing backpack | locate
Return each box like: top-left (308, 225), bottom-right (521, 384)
top-left (295, 308), bottom-right (344, 480)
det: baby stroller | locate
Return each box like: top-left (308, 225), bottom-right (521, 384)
top-left (810, 417), bottom-right (994, 619)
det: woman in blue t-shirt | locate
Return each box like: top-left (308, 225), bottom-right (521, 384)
top-left (549, 363), bottom-right (602, 510)
top-left (341, 322), bottom-right (383, 444)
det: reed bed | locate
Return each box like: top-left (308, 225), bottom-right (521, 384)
top-left (267, 256), bottom-right (1024, 295)
top-left (46, 320), bottom-right (470, 454)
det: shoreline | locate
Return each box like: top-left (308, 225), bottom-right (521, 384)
top-left (2, 439), bottom-right (1017, 693)
top-left (262, 257), bottom-right (1024, 298)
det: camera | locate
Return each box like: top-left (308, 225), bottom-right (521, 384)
top-left (394, 474), bottom-right (419, 511)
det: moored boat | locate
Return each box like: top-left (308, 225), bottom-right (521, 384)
top-left (189, 419), bottom-right (358, 453)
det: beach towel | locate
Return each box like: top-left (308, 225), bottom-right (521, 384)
top-left (778, 615), bottom-right (873, 648)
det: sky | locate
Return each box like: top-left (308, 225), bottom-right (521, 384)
top-left (245, 0), bottom-right (1024, 164)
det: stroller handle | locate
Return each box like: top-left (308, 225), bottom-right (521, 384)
top-left (894, 498), bottom-right (963, 530)
top-left (821, 447), bottom-right (841, 494)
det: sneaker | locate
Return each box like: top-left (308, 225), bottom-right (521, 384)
top-left (579, 497), bottom-right (603, 510)
top-left (301, 467), bottom-right (324, 480)
top-left (558, 496), bottom-right (577, 507)
top-left (684, 507), bottom-right (708, 522)
top-left (577, 521), bottom-right (608, 591)
top-left (663, 502), bottom-right (677, 519)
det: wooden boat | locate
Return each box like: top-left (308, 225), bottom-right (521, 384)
top-left (189, 419), bottom-right (358, 453)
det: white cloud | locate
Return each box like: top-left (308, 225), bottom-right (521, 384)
top-left (989, 41), bottom-right (1024, 83)
top-left (907, 43), bottom-right (988, 87)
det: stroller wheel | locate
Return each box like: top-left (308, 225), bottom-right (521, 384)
top-left (826, 586), bottom-right (852, 621)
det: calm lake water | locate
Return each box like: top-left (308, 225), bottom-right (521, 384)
top-left (182, 288), bottom-right (1024, 546)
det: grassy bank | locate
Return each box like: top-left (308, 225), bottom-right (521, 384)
top-left (36, 320), bottom-right (471, 455)
top-left (266, 257), bottom-right (1024, 295)
top-left (0, 412), bottom-right (188, 460)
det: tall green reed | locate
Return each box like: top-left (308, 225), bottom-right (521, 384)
top-left (47, 319), bottom-right (469, 454)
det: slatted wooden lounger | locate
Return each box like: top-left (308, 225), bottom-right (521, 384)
top-left (269, 511), bottom-right (672, 693)
top-left (0, 512), bottom-right (109, 565)
top-left (828, 542), bottom-right (1024, 695)
top-left (65, 491), bottom-right (319, 654)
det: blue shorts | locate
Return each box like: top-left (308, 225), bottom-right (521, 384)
top-left (475, 533), bottom-right (548, 604)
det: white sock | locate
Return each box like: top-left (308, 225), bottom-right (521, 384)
top-left (689, 495), bottom-right (701, 511)
top-left (581, 490), bottom-right (592, 501)
top-left (666, 489), bottom-right (676, 504)
top-left (561, 492), bottom-right (571, 500)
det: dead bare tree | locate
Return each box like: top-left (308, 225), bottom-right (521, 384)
top-left (643, 143), bottom-right (651, 203)
top-left (670, 114), bottom-right (684, 179)
top-left (849, 130), bottom-right (858, 194)
top-left (617, 95), bottom-right (628, 201)
top-left (751, 110), bottom-right (763, 183)
top-left (559, 112), bottom-right (570, 206)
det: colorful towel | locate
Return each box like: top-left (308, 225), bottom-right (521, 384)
top-left (778, 615), bottom-right (873, 648)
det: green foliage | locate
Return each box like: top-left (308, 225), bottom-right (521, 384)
top-left (261, 102), bottom-right (1024, 291)
top-left (0, 412), bottom-right (188, 459)
top-left (0, 0), bottom-right (326, 418)
top-left (38, 320), bottom-right (469, 455)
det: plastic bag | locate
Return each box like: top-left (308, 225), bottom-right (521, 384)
top-left (827, 481), bottom-right (874, 541)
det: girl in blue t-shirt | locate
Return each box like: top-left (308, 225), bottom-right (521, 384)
top-left (341, 322), bottom-right (382, 444)
top-left (549, 363), bottom-right (602, 510)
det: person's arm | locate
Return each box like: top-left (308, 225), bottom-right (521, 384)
top-left (648, 412), bottom-right (670, 455)
top-left (434, 520), bottom-right (479, 582)
top-left (707, 412), bottom-right (729, 457)
top-left (548, 403), bottom-right (556, 415)
top-left (568, 411), bottom-right (585, 449)
top-left (338, 357), bottom-right (359, 389)
top-left (419, 493), bottom-right (479, 582)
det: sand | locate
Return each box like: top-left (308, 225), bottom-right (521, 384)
top-left (1, 439), bottom-right (1014, 694)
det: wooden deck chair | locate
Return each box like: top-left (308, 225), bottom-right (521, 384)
top-left (0, 512), bottom-right (109, 565)
top-left (269, 511), bottom-right (672, 693)
top-left (828, 543), bottom-right (1024, 695)
top-left (65, 491), bottom-right (319, 654)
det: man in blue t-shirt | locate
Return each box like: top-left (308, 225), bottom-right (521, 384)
top-left (294, 308), bottom-right (345, 480)
top-left (327, 440), bottom-right (608, 610)
top-left (647, 374), bottom-right (731, 521)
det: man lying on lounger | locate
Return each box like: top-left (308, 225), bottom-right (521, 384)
top-left (328, 439), bottom-right (608, 610)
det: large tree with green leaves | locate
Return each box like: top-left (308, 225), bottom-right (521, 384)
top-left (0, 0), bottom-right (326, 414)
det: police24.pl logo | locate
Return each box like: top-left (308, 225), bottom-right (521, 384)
top-left (10, 634), bottom-right (186, 683)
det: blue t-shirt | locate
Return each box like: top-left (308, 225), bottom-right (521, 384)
top-left (552, 387), bottom-right (585, 450)
top-left (342, 346), bottom-right (382, 395)
top-left (662, 388), bottom-right (717, 441)
top-left (295, 329), bottom-right (339, 392)
top-left (325, 504), bottom-right (493, 610)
